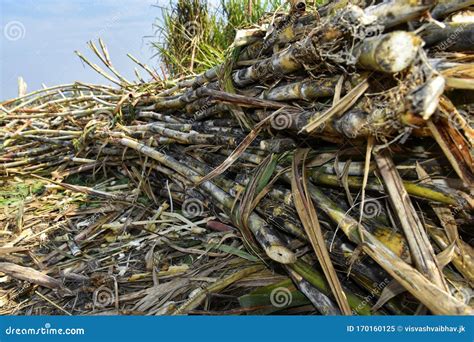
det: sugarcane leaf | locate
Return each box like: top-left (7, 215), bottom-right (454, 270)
top-left (374, 149), bottom-right (449, 291)
top-left (219, 46), bottom-right (254, 130)
top-left (372, 279), bottom-right (405, 311)
top-left (232, 154), bottom-right (278, 253)
top-left (195, 123), bottom-right (265, 185)
top-left (196, 109), bottom-right (285, 186)
top-left (255, 154), bottom-right (278, 195)
top-left (427, 119), bottom-right (474, 187)
top-left (205, 243), bottom-right (259, 262)
top-left (340, 158), bottom-right (354, 207)
top-left (291, 148), bottom-right (352, 315)
top-left (415, 163), bottom-right (460, 245)
top-left (300, 75), bottom-right (369, 134)
top-left (436, 242), bottom-right (457, 269)
top-left (0, 262), bottom-right (64, 290)
top-left (239, 279), bottom-right (309, 314)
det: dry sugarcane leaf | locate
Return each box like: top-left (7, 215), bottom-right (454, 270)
top-left (0, 262), bottom-right (63, 290)
top-left (358, 135), bottom-right (374, 227)
top-left (197, 109), bottom-right (285, 186)
top-left (372, 279), bottom-right (406, 312)
top-left (438, 95), bottom-right (474, 146)
top-left (30, 174), bottom-right (131, 202)
top-left (416, 163), bottom-right (460, 246)
top-left (374, 149), bottom-right (448, 291)
top-left (291, 149), bottom-right (352, 315)
top-left (232, 155), bottom-right (277, 254)
top-left (305, 152), bottom-right (336, 168)
top-left (428, 225), bottom-right (474, 284)
top-left (340, 159), bottom-right (354, 207)
top-left (171, 264), bottom-right (264, 315)
top-left (300, 75), bottom-right (369, 134)
top-left (436, 242), bottom-right (457, 269)
top-left (427, 119), bottom-right (474, 187)
top-left (0, 247), bottom-right (29, 255)
top-left (360, 229), bottom-right (473, 315)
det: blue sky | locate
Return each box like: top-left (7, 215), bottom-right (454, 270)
top-left (0, 0), bottom-right (167, 100)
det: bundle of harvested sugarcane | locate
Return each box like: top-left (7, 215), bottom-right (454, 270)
top-left (1, 0), bottom-right (473, 316)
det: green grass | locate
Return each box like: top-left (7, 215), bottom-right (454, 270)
top-left (0, 180), bottom-right (45, 207)
top-left (151, 0), bottom-right (283, 76)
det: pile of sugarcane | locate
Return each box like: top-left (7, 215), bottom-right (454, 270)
top-left (1, 0), bottom-right (474, 315)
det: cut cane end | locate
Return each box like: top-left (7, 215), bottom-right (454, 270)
top-left (376, 32), bottom-right (422, 73)
top-left (265, 246), bottom-right (297, 264)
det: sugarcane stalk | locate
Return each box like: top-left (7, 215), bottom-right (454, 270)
top-left (288, 260), bottom-right (373, 316)
top-left (117, 137), bottom-right (296, 264)
top-left (173, 150), bottom-right (308, 241)
top-left (172, 264), bottom-right (265, 315)
top-left (431, 0), bottom-right (474, 19)
top-left (365, 0), bottom-right (435, 28)
top-left (354, 31), bottom-right (422, 73)
top-left (216, 148), bottom-right (470, 313)
top-left (277, 168), bottom-right (471, 314)
top-left (424, 23), bottom-right (474, 52)
top-left (310, 172), bottom-right (469, 209)
top-left (234, 27), bottom-right (421, 87)
top-left (263, 76), bottom-right (340, 101)
top-left (286, 266), bottom-right (341, 315)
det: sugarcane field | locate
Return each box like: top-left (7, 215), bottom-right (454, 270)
top-left (1, 0), bottom-right (474, 318)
